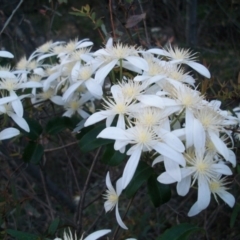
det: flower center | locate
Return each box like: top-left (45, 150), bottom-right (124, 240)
top-left (114, 102), bottom-right (126, 114)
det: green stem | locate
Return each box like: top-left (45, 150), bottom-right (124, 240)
top-left (170, 108), bottom-right (185, 129)
top-left (119, 58), bottom-right (123, 82)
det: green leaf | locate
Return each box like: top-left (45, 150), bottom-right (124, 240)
top-left (48, 217), bottom-right (60, 235)
top-left (46, 117), bottom-right (74, 135)
top-left (94, 19), bottom-right (103, 29)
top-left (7, 229), bottom-right (39, 240)
top-left (157, 223), bottom-right (204, 240)
top-left (23, 118), bottom-right (43, 140)
top-left (101, 143), bottom-right (127, 166)
top-left (58, 0), bottom-right (67, 3)
top-left (147, 174), bottom-right (171, 207)
top-left (230, 202), bottom-right (240, 228)
top-left (125, 161), bottom-right (153, 198)
top-left (23, 142), bottom-right (44, 164)
top-left (78, 124), bottom-right (113, 152)
top-left (91, 12), bottom-right (96, 21)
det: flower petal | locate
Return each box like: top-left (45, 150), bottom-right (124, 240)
top-left (186, 61), bottom-right (211, 78)
top-left (115, 203), bottom-right (128, 229)
top-left (84, 229), bottom-right (111, 240)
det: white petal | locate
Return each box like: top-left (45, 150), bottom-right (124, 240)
top-left (157, 129), bottom-right (185, 152)
top-left (0, 127), bottom-right (20, 140)
top-left (208, 131), bottom-right (229, 160)
top-left (157, 172), bottom-right (176, 184)
top-left (177, 175), bottom-right (191, 196)
top-left (211, 163), bottom-right (232, 175)
top-left (20, 81), bottom-right (42, 89)
top-left (115, 203), bottom-right (128, 229)
top-left (84, 229), bottom-right (111, 240)
top-left (95, 59), bottom-right (118, 83)
top-left (193, 118), bottom-right (205, 156)
top-left (185, 109), bottom-right (194, 148)
top-left (217, 191), bottom-right (235, 208)
top-left (116, 177), bottom-right (123, 196)
top-left (105, 172), bottom-right (116, 194)
top-left (125, 56), bottom-right (148, 71)
top-left (122, 147), bottom-right (142, 189)
top-left (0, 71), bottom-right (17, 79)
top-left (85, 79), bottom-right (103, 99)
top-left (188, 202), bottom-right (201, 217)
top-left (136, 95), bottom-right (165, 108)
top-left (43, 71), bottom-right (61, 91)
top-left (152, 142), bottom-right (186, 166)
top-left (37, 53), bottom-right (56, 62)
top-left (164, 158), bottom-right (181, 182)
top-left (62, 81), bottom-right (82, 101)
top-left (84, 110), bottom-right (112, 127)
top-left (186, 61), bottom-right (211, 78)
top-left (97, 127), bottom-right (129, 141)
top-left (11, 94), bottom-right (23, 117)
top-left (197, 176), bottom-right (211, 210)
top-left (9, 113), bottom-right (30, 132)
top-left (0, 50), bottom-right (14, 58)
top-left (50, 96), bottom-right (64, 105)
top-left (0, 95), bottom-right (17, 105)
top-left (147, 48), bottom-right (170, 57)
top-left (152, 155), bottom-right (164, 166)
top-left (227, 149), bottom-right (236, 167)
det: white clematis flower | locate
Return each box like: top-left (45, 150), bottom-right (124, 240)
top-left (103, 172), bottom-right (128, 229)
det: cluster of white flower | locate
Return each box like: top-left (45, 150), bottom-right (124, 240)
top-left (0, 37), bottom-right (238, 232)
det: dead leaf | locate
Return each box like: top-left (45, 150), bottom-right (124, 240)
top-left (125, 13), bottom-right (146, 28)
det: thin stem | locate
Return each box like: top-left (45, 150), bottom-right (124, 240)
top-left (75, 147), bottom-right (102, 235)
top-left (137, 0), bottom-right (150, 47)
top-left (119, 59), bottom-right (123, 81)
top-left (109, 0), bottom-right (116, 39)
top-left (0, 0), bottom-right (24, 35)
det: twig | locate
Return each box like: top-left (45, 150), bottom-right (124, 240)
top-left (39, 164), bottom-right (55, 220)
top-left (137, 0), bottom-right (150, 47)
top-left (75, 147), bottom-right (102, 235)
top-left (0, 0), bottom-right (24, 35)
top-left (44, 141), bottom-right (78, 152)
top-left (109, 0), bottom-right (116, 39)
top-left (58, 136), bottom-right (81, 195)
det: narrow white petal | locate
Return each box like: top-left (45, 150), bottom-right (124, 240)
top-left (218, 191), bottom-right (235, 208)
top-left (84, 110), bottom-right (112, 127)
top-left (157, 129), bottom-right (185, 152)
top-left (116, 177), bottom-right (123, 196)
top-left (136, 95), bottom-right (165, 108)
top-left (0, 95), bottom-right (17, 105)
top-left (84, 229), bottom-right (111, 240)
top-left (157, 172), bottom-right (176, 184)
top-left (197, 176), bottom-right (211, 210)
top-left (193, 118), bottom-right (205, 156)
top-left (125, 56), bottom-right (148, 71)
top-left (43, 71), bottom-right (61, 91)
top-left (152, 155), bottom-right (164, 166)
top-left (164, 158), bottom-right (181, 182)
top-left (227, 149), bottom-right (236, 167)
top-left (20, 81), bottom-right (42, 89)
top-left (62, 82), bottom-right (82, 101)
top-left (147, 48), bottom-right (170, 57)
top-left (0, 71), bottom-right (17, 79)
top-left (95, 59), bottom-right (118, 83)
top-left (50, 96), bottom-right (64, 105)
top-left (111, 85), bottom-right (122, 100)
top-left (211, 163), bottom-right (232, 176)
top-left (85, 79), bottom-right (103, 99)
top-left (177, 175), bottom-right (191, 196)
top-left (11, 95), bottom-right (23, 117)
top-left (115, 203), bottom-right (128, 229)
top-left (134, 75), bottom-right (150, 82)
top-left (105, 172), bottom-right (116, 193)
top-left (0, 50), bottom-right (14, 58)
top-left (122, 147), bottom-right (142, 189)
top-left (188, 202), bottom-right (201, 217)
top-left (97, 127), bottom-right (129, 141)
top-left (186, 61), bottom-right (211, 78)
top-left (152, 142), bottom-right (186, 166)
top-left (9, 113), bottom-right (30, 132)
top-left (185, 109), bottom-right (194, 148)
top-left (37, 53), bottom-right (56, 62)
top-left (0, 127), bottom-right (20, 140)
